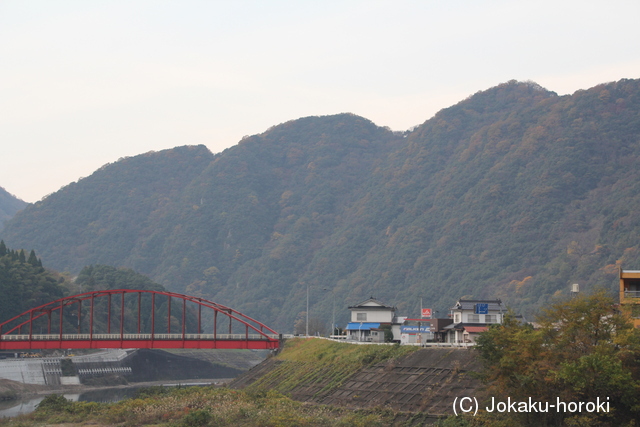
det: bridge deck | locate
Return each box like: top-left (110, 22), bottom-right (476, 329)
top-left (0, 333), bottom-right (280, 350)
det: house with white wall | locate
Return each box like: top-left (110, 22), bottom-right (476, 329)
top-left (442, 299), bottom-right (505, 344)
top-left (345, 298), bottom-right (404, 342)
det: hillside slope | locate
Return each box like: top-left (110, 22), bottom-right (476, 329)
top-left (0, 187), bottom-right (26, 231)
top-left (2, 145), bottom-right (214, 273)
top-left (230, 338), bottom-right (482, 416)
top-left (335, 79), bottom-right (640, 318)
top-left (3, 79), bottom-right (640, 330)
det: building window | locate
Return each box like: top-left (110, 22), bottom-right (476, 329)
top-left (454, 313), bottom-right (461, 323)
top-left (468, 314), bottom-right (480, 323)
top-left (356, 313), bottom-right (367, 321)
top-left (485, 315), bottom-right (497, 323)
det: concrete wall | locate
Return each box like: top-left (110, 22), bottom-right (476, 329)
top-left (60, 376), bottom-right (81, 385)
top-left (0, 360), bottom-right (48, 385)
top-left (0, 350), bottom-right (132, 385)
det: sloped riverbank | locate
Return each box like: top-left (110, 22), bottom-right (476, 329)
top-left (231, 338), bottom-right (484, 416)
top-left (0, 339), bottom-right (484, 425)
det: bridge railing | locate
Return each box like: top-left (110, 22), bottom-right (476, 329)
top-left (1, 333), bottom-right (280, 341)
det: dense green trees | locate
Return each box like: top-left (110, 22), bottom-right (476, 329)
top-left (475, 291), bottom-right (640, 426)
top-left (74, 264), bottom-right (165, 293)
top-left (71, 265), bottom-right (195, 335)
top-left (0, 241), bottom-right (65, 322)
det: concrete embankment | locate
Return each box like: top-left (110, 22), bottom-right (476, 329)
top-left (230, 339), bottom-right (485, 416)
top-left (0, 348), bottom-right (265, 393)
top-left (317, 347), bottom-right (483, 414)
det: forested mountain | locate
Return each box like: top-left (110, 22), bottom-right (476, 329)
top-left (3, 79), bottom-right (640, 331)
top-left (0, 241), bottom-right (65, 322)
top-left (1, 145), bottom-right (214, 272)
top-left (0, 238), bottom-right (169, 333)
top-left (0, 187), bottom-right (26, 231)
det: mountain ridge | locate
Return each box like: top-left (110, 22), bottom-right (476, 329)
top-left (3, 79), bottom-right (640, 331)
top-left (0, 187), bottom-right (27, 231)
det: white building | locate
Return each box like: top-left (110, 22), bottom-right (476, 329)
top-left (345, 298), bottom-right (404, 342)
top-left (400, 318), bottom-right (433, 345)
top-left (442, 299), bottom-right (505, 344)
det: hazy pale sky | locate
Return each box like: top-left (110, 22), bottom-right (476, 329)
top-left (2, 0), bottom-right (639, 203)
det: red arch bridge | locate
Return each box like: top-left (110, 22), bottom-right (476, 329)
top-left (0, 290), bottom-right (280, 350)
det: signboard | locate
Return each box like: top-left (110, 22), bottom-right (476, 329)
top-left (421, 308), bottom-right (432, 318)
top-left (475, 303), bottom-right (489, 314)
top-left (401, 326), bottom-right (431, 334)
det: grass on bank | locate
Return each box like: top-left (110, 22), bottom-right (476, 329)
top-left (1, 386), bottom-right (432, 427)
top-left (0, 339), bottom-right (425, 426)
top-left (245, 338), bottom-right (419, 398)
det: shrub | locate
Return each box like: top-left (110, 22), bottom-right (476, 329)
top-left (181, 409), bottom-right (212, 427)
top-left (35, 394), bottom-right (72, 413)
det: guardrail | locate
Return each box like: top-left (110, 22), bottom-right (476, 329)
top-left (301, 336), bottom-right (474, 347)
top-left (401, 341), bottom-right (474, 348)
top-left (0, 333), bottom-right (280, 341)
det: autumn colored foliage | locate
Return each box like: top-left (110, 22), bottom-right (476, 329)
top-left (475, 291), bottom-right (640, 426)
top-left (3, 80), bottom-right (640, 331)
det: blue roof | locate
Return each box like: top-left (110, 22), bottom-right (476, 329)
top-left (345, 322), bottom-right (381, 331)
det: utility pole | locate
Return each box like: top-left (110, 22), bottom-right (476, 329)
top-left (332, 291), bottom-right (336, 336)
top-left (420, 296), bottom-right (423, 346)
top-left (306, 283), bottom-right (309, 337)
top-left (324, 288), bottom-right (336, 336)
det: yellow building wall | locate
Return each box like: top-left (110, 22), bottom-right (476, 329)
top-left (619, 270), bottom-right (640, 328)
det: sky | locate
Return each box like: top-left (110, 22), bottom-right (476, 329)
top-left (2, 1), bottom-right (640, 203)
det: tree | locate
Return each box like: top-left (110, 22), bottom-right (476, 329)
top-left (293, 312), bottom-right (305, 335)
top-left (475, 290), bottom-right (640, 426)
top-left (0, 244), bottom-right (65, 322)
top-left (379, 324), bottom-right (394, 342)
top-left (27, 250), bottom-right (39, 267)
top-left (75, 265), bottom-right (165, 292)
top-left (292, 312), bottom-right (327, 336)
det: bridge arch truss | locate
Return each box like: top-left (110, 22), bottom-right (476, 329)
top-left (0, 290), bottom-right (280, 350)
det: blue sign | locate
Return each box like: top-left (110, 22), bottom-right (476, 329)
top-left (401, 326), bottom-right (430, 334)
top-left (475, 303), bottom-right (489, 314)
